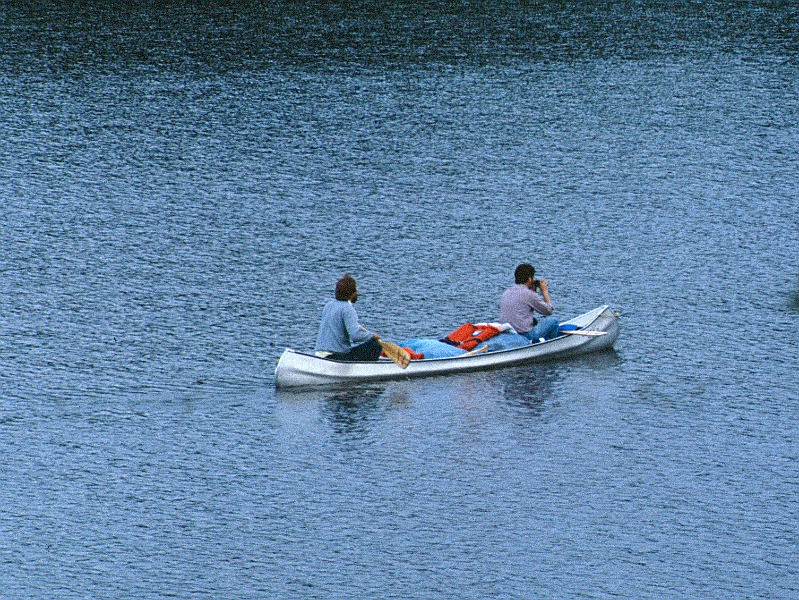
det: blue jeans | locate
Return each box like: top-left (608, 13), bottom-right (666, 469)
top-left (519, 316), bottom-right (560, 342)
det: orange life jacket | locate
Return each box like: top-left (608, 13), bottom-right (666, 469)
top-left (440, 323), bottom-right (502, 351)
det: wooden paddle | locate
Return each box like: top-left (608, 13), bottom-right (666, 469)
top-left (377, 339), bottom-right (411, 368)
top-left (463, 345), bottom-right (489, 356)
top-left (561, 330), bottom-right (608, 336)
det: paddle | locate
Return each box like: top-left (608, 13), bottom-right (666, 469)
top-left (359, 325), bottom-right (410, 368)
top-left (561, 330), bottom-right (608, 337)
top-left (377, 339), bottom-right (411, 369)
top-left (463, 345), bottom-right (489, 356)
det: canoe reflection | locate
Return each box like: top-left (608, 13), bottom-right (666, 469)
top-left (497, 365), bottom-right (561, 413)
top-left (498, 347), bottom-right (620, 412)
top-left (322, 384), bottom-right (386, 436)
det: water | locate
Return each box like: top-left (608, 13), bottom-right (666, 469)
top-left (2, 2), bottom-right (798, 598)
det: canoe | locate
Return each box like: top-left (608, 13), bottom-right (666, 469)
top-left (274, 305), bottom-right (619, 388)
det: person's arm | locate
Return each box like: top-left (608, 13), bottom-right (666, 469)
top-left (343, 304), bottom-right (375, 344)
top-left (530, 280), bottom-right (554, 315)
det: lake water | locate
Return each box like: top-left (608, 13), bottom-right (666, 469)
top-left (1, 2), bottom-right (798, 598)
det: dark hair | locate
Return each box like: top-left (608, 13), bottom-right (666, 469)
top-left (514, 263), bottom-right (536, 284)
top-left (335, 274), bottom-right (357, 301)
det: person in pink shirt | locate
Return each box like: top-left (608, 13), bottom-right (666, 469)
top-left (499, 263), bottom-right (560, 342)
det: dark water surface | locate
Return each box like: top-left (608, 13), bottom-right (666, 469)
top-left (2, 2), bottom-right (798, 598)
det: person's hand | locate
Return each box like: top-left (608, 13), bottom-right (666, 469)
top-left (538, 279), bottom-right (552, 305)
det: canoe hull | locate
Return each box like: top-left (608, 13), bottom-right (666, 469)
top-left (275, 305), bottom-right (619, 388)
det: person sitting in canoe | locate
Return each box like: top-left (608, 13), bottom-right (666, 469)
top-left (314, 274), bottom-right (383, 361)
top-left (499, 263), bottom-right (560, 342)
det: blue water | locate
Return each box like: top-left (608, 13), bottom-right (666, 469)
top-left (2, 2), bottom-right (798, 598)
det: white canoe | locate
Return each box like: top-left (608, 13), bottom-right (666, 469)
top-left (275, 305), bottom-right (619, 388)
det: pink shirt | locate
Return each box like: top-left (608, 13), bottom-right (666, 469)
top-left (499, 284), bottom-right (554, 334)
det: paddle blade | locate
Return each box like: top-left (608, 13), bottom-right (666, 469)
top-left (378, 340), bottom-right (411, 368)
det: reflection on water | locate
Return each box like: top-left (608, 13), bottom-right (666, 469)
top-left (497, 349), bottom-right (621, 416)
top-left (564, 347), bottom-right (621, 370)
top-left (497, 365), bottom-right (561, 414)
top-left (323, 384), bottom-right (386, 437)
top-left (275, 349), bottom-right (624, 430)
top-left (790, 277), bottom-right (799, 311)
